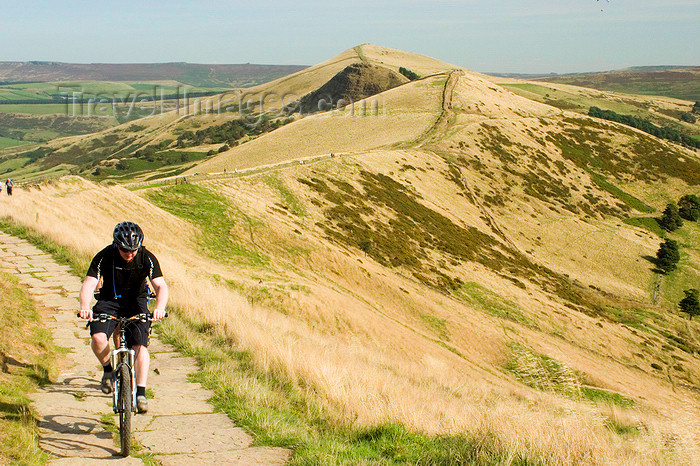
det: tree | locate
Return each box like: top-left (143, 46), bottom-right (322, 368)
top-left (679, 289), bottom-right (700, 320)
top-left (678, 194), bottom-right (700, 222)
top-left (656, 238), bottom-right (680, 274)
top-left (693, 101), bottom-right (700, 115)
top-left (658, 203), bottom-right (683, 232)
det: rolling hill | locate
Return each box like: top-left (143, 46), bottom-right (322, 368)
top-left (535, 66), bottom-right (700, 102)
top-left (489, 66), bottom-right (700, 102)
top-left (1, 45), bottom-right (700, 463)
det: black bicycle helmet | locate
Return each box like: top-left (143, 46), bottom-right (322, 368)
top-left (113, 221), bottom-right (143, 251)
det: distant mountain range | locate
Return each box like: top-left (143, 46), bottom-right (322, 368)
top-left (0, 61), bottom-right (309, 88)
top-left (487, 65), bottom-right (698, 79)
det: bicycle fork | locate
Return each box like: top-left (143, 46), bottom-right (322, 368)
top-left (111, 347), bottom-right (136, 414)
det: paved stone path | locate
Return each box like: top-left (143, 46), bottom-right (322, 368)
top-left (0, 232), bottom-right (291, 464)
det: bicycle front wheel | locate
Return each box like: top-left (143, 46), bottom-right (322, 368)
top-left (118, 364), bottom-right (132, 457)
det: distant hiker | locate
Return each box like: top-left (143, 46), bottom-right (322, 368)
top-left (79, 222), bottom-right (169, 414)
top-left (5, 179), bottom-right (13, 196)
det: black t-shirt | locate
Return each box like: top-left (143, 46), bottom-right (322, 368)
top-left (87, 245), bottom-right (163, 302)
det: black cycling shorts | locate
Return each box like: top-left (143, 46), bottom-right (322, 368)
top-left (89, 300), bottom-right (151, 348)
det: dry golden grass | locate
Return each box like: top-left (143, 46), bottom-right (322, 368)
top-left (3, 168), bottom-right (699, 464)
top-left (186, 75), bottom-right (445, 173)
top-left (214, 44), bottom-right (457, 110)
top-left (359, 44), bottom-right (461, 76)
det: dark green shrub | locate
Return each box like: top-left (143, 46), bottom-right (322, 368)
top-left (658, 203), bottom-right (683, 232)
top-left (678, 194), bottom-right (700, 221)
top-left (679, 289), bottom-right (700, 320)
top-left (399, 67), bottom-right (420, 81)
top-left (656, 238), bottom-right (680, 274)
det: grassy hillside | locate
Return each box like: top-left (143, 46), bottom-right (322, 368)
top-left (534, 66), bottom-right (700, 102)
top-left (0, 80), bottom-right (223, 103)
top-left (493, 80), bottom-right (700, 141)
top-left (1, 45), bottom-right (700, 463)
top-left (0, 45), bottom-right (457, 182)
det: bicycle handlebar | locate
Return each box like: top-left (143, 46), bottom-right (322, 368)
top-left (76, 312), bottom-right (168, 322)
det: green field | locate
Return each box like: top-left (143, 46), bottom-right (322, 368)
top-left (0, 80), bottom-right (229, 101)
top-left (0, 136), bottom-right (32, 150)
top-left (0, 80), bottom-right (231, 117)
top-left (0, 103), bottom-right (70, 114)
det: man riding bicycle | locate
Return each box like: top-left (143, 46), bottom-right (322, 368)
top-left (79, 221), bottom-right (168, 413)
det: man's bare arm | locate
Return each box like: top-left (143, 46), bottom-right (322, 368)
top-left (79, 276), bottom-right (99, 319)
top-left (151, 276), bottom-right (168, 319)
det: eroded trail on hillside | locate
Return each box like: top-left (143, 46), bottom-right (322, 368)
top-left (0, 232), bottom-right (290, 465)
top-left (414, 68), bottom-right (463, 146)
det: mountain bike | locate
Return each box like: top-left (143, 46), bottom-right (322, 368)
top-left (79, 312), bottom-right (165, 457)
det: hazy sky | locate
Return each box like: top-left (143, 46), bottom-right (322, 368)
top-left (2, 0), bottom-right (698, 74)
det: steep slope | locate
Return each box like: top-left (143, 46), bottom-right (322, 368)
top-left (183, 73), bottom-right (444, 172)
top-left (299, 62), bottom-right (409, 114)
top-left (222, 44), bottom-right (455, 104)
top-left (185, 60), bottom-right (562, 174)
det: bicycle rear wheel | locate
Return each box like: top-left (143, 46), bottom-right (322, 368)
top-left (118, 364), bottom-right (132, 456)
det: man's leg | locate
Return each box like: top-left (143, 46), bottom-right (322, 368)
top-left (90, 331), bottom-right (114, 394)
top-left (91, 332), bottom-right (110, 365)
top-left (128, 300), bottom-right (151, 413)
top-left (89, 301), bottom-right (117, 393)
top-left (133, 344), bottom-right (149, 387)
top-left (133, 344), bottom-right (150, 413)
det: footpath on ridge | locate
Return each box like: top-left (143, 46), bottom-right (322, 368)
top-left (0, 231), bottom-right (291, 465)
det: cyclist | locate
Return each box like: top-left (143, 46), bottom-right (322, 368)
top-left (79, 221), bottom-right (168, 413)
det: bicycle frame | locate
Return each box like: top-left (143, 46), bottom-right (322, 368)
top-left (110, 323), bottom-right (136, 415)
top-left (80, 310), bottom-right (164, 457)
